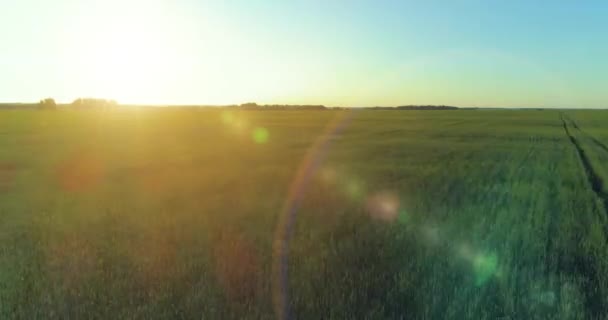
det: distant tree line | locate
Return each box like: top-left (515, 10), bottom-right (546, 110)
top-left (71, 98), bottom-right (118, 109)
top-left (396, 105), bottom-right (458, 110)
top-left (31, 97), bottom-right (119, 110)
top-left (231, 102), bottom-right (327, 110)
top-left (365, 105), bottom-right (459, 110)
top-left (38, 98), bottom-right (57, 109)
top-left (4, 99), bottom-right (463, 111)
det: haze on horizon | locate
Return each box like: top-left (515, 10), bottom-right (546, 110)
top-left (2, 0), bottom-right (607, 108)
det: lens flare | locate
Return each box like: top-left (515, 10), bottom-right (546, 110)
top-left (344, 178), bottom-right (365, 200)
top-left (253, 127), bottom-right (269, 144)
top-left (398, 209), bottom-right (410, 225)
top-left (221, 111), bottom-right (235, 125)
top-left (319, 167), bottom-right (338, 185)
top-left (213, 230), bottom-right (260, 302)
top-left (272, 110), bottom-right (356, 320)
top-left (56, 151), bottom-right (105, 192)
top-left (234, 118), bottom-right (249, 132)
top-left (456, 242), bottom-right (475, 261)
top-left (456, 242), bottom-right (500, 286)
top-left (421, 225), bottom-right (441, 246)
top-left (46, 233), bottom-right (97, 290)
top-left (473, 252), bottom-right (498, 286)
top-left (366, 191), bottom-right (400, 222)
top-left (0, 162), bottom-right (17, 193)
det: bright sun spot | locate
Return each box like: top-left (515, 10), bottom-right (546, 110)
top-left (60, 0), bottom-right (197, 104)
top-left (58, 0), bottom-right (300, 105)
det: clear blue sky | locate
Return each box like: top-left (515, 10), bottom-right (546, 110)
top-left (2, 0), bottom-right (607, 107)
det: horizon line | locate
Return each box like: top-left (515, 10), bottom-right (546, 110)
top-left (0, 101), bottom-right (606, 110)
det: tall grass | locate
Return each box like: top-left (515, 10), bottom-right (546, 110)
top-left (0, 109), bottom-right (607, 319)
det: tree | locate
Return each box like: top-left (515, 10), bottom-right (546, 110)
top-left (240, 102), bottom-right (259, 109)
top-left (38, 98), bottom-right (56, 109)
top-left (71, 98), bottom-right (118, 109)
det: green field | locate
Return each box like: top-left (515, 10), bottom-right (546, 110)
top-left (1, 108), bottom-right (608, 319)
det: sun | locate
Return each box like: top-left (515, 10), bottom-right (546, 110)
top-left (58, 0), bottom-right (301, 105)
top-left (60, 1), bottom-right (193, 104)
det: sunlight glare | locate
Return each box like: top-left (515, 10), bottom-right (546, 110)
top-left (253, 127), bottom-right (270, 144)
top-left (58, 0), bottom-right (302, 105)
top-left (61, 1), bottom-right (190, 103)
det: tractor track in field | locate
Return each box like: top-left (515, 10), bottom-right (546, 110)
top-left (563, 114), bottom-right (608, 154)
top-left (560, 112), bottom-right (608, 316)
top-left (560, 113), bottom-right (608, 214)
top-left (590, 136), bottom-right (608, 154)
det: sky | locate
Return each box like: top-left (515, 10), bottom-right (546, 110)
top-left (2, 0), bottom-right (607, 107)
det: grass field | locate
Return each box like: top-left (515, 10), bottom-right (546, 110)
top-left (1, 108), bottom-right (608, 319)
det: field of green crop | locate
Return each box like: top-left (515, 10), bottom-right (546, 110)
top-left (1, 108), bottom-right (608, 319)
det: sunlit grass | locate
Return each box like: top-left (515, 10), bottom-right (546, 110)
top-left (1, 108), bottom-right (608, 318)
